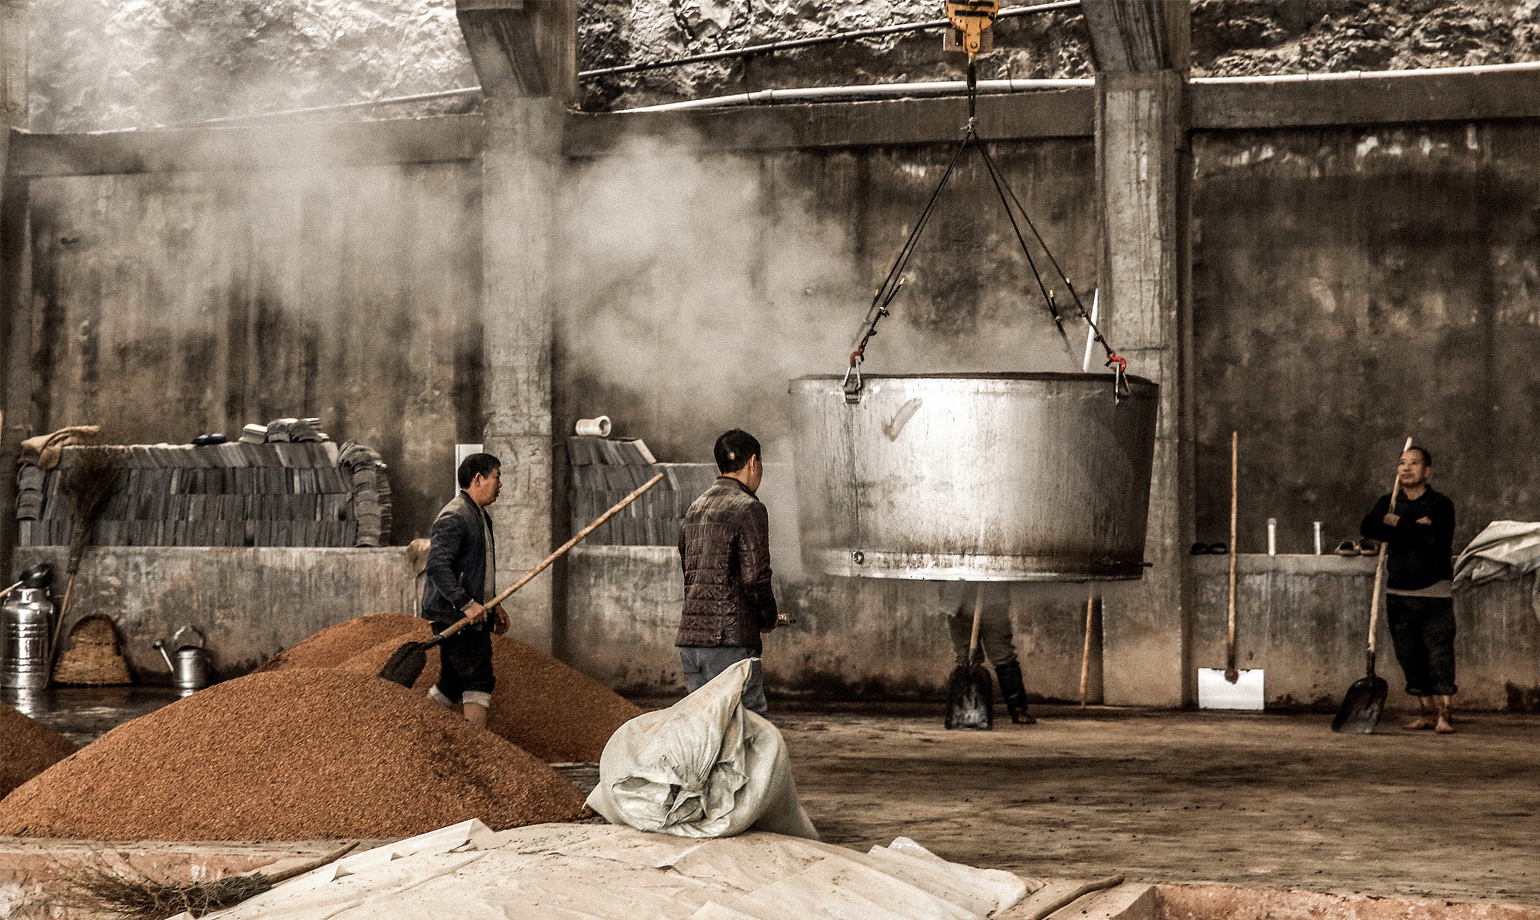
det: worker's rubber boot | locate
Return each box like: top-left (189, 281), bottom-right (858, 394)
top-left (994, 661), bottom-right (1036, 725)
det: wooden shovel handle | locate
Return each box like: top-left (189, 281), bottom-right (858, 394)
top-left (1366, 437), bottom-right (1413, 656)
top-left (439, 472), bottom-right (667, 637)
top-left (967, 587), bottom-right (985, 668)
top-left (1226, 430), bottom-right (1239, 677)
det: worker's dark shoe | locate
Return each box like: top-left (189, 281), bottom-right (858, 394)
top-left (994, 661), bottom-right (1036, 725)
top-left (1335, 540), bottom-right (1359, 556)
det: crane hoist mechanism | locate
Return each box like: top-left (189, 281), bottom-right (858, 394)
top-left (839, 0), bottom-right (1128, 406)
top-left (944, 0), bottom-right (999, 57)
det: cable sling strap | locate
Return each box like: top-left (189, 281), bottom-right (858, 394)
top-left (843, 60), bottom-right (1130, 402)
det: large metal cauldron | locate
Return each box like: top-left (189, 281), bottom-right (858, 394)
top-left (789, 373), bottom-right (1159, 581)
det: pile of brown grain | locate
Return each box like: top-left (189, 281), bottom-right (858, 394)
top-left (265, 613), bottom-right (641, 763)
top-left (0, 669), bottom-right (585, 840)
top-left (0, 702), bottom-right (76, 799)
top-left (251, 612), bottom-right (417, 673)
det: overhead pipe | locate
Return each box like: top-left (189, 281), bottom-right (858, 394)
top-left (176, 16), bottom-right (1540, 127)
top-left (1193, 59), bottom-right (1540, 84)
top-left (616, 78), bottom-right (1092, 114)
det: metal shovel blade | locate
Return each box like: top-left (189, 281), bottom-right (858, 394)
top-left (945, 664), bottom-right (993, 730)
top-left (1331, 674), bottom-right (1388, 734)
top-left (1197, 668), bottom-right (1265, 711)
top-left (377, 641), bottom-right (430, 688)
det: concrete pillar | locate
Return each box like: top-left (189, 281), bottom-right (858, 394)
top-left (1083, 0), bottom-right (1195, 707)
top-left (455, 1), bottom-right (575, 652)
top-left (0, 0), bottom-right (27, 581)
top-left (0, 0), bottom-right (24, 130)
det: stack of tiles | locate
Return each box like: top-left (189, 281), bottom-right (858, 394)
top-left (338, 441), bottom-right (392, 547)
top-left (15, 429), bottom-right (392, 548)
top-left (566, 437), bottom-right (717, 546)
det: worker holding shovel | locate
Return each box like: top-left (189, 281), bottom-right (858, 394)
top-left (420, 453), bottom-right (509, 729)
top-left (939, 582), bottom-right (1035, 725)
top-left (1359, 445), bottom-right (1458, 733)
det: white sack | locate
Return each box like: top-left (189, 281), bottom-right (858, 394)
top-left (1454, 520), bottom-right (1540, 623)
top-left (586, 658), bottom-right (818, 840)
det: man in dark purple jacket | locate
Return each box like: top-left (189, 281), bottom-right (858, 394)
top-left (676, 429), bottom-right (780, 714)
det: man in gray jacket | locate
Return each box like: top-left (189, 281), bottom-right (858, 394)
top-left (676, 429), bottom-right (779, 714)
top-left (421, 452), bottom-right (508, 729)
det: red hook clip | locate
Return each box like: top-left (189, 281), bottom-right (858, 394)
top-left (1104, 351), bottom-right (1127, 374)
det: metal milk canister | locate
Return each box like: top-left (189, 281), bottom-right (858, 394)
top-left (1, 588), bottom-right (55, 690)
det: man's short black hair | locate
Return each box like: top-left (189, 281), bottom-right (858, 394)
top-left (1407, 445), bottom-right (1433, 467)
top-left (458, 452), bottom-right (501, 489)
top-left (714, 430), bottom-right (761, 474)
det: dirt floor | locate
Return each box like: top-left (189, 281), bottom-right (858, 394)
top-left (11, 689), bottom-right (1538, 910)
top-left (772, 704), bottom-right (1540, 907)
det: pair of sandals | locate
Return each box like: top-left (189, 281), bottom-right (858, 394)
top-left (1188, 542), bottom-right (1229, 555)
top-left (1334, 539), bottom-right (1381, 556)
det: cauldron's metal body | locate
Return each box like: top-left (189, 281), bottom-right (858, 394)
top-left (789, 373), bottom-right (1159, 581)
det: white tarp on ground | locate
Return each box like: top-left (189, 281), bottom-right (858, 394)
top-left (178, 820), bottom-right (1039, 920)
top-left (587, 658), bottom-right (818, 840)
top-left (1454, 520), bottom-right (1540, 622)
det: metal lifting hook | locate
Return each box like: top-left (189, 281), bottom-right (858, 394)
top-left (1105, 351), bottom-right (1131, 401)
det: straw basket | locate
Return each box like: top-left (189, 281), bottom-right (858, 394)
top-left (53, 615), bottom-right (132, 686)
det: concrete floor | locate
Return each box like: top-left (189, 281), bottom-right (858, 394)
top-left (7, 689), bottom-right (1538, 909)
top-left (774, 704), bottom-right (1540, 907)
top-left (1, 686), bottom-right (180, 747)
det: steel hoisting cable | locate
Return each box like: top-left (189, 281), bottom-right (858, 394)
top-left (845, 40), bottom-right (1130, 401)
top-left (972, 126), bottom-right (1069, 350)
top-left (972, 141), bottom-right (1129, 395)
top-left (843, 130), bottom-right (975, 399)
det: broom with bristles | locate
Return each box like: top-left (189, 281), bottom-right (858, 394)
top-left (49, 446), bottom-right (125, 674)
top-left (56, 841), bottom-right (358, 919)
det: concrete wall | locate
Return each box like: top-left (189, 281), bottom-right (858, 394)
top-left (10, 69), bottom-right (1540, 706)
top-left (3, 126), bottom-right (486, 545)
top-left (566, 546), bottom-right (1540, 710)
top-left (15, 546), bottom-right (415, 681)
top-left (1191, 121), bottom-right (1540, 553)
top-left (565, 545), bottom-right (1104, 702)
top-left (1191, 554), bottom-right (1540, 712)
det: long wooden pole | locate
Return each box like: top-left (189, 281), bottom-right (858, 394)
top-left (488, 472), bottom-right (665, 610)
top-left (436, 472), bottom-right (667, 641)
top-left (1079, 593), bottom-right (1094, 706)
top-left (1366, 438), bottom-right (1413, 670)
top-left (1225, 431), bottom-right (1239, 682)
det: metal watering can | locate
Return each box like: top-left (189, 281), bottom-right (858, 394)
top-left (154, 626), bottom-right (209, 696)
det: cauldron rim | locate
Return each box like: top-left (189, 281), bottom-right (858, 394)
top-left (792, 371), bottom-right (1157, 386)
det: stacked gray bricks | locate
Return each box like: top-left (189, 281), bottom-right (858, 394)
top-left (567, 437), bottom-right (717, 546)
top-left (14, 427), bottom-right (392, 548)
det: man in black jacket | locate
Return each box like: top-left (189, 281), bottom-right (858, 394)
top-left (676, 429), bottom-right (779, 714)
top-left (1360, 445), bottom-right (1458, 733)
top-left (422, 452), bottom-right (508, 729)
